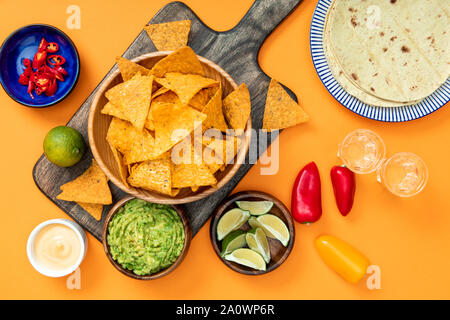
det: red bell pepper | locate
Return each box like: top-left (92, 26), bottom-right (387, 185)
top-left (291, 162), bottom-right (322, 224)
top-left (330, 166), bottom-right (356, 216)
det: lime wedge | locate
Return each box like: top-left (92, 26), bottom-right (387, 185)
top-left (246, 228), bottom-right (271, 263)
top-left (248, 217), bottom-right (275, 238)
top-left (216, 208), bottom-right (250, 241)
top-left (253, 214), bottom-right (290, 247)
top-left (224, 248), bottom-right (266, 271)
top-left (221, 230), bottom-right (247, 256)
top-left (236, 200), bottom-right (273, 216)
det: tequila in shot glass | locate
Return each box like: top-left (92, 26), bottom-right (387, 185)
top-left (377, 152), bottom-right (428, 197)
top-left (338, 129), bottom-right (386, 174)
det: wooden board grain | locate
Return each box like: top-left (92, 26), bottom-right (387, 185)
top-left (33, 0), bottom-right (303, 241)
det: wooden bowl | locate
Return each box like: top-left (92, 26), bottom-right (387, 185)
top-left (102, 196), bottom-right (192, 280)
top-left (88, 51), bottom-right (252, 204)
top-left (210, 191), bottom-right (295, 275)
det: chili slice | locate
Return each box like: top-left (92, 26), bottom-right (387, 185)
top-left (46, 42), bottom-right (59, 53)
top-left (47, 55), bottom-right (66, 66)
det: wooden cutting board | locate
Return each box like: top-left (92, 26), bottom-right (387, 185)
top-left (33, 0), bottom-right (303, 241)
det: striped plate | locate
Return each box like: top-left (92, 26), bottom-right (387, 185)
top-left (310, 0), bottom-right (449, 122)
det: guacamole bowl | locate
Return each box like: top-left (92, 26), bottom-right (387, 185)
top-left (88, 51), bottom-right (251, 205)
top-left (102, 196), bottom-right (191, 280)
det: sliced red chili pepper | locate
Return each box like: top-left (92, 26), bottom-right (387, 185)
top-left (45, 79), bottom-right (57, 96)
top-left (18, 74), bottom-right (29, 85)
top-left (46, 42), bottom-right (59, 53)
top-left (22, 65), bottom-right (33, 77)
top-left (32, 50), bottom-right (47, 69)
top-left (53, 65), bottom-right (68, 77)
top-left (35, 77), bottom-right (50, 88)
top-left (47, 55), bottom-right (65, 66)
top-left (23, 58), bottom-right (31, 68)
top-left (38, 38), bottom-right (49, 52)
top-left (27, 79), bottom-right (35, 99)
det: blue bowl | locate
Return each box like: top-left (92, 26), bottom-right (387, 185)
top-left (0, 24), bottom-right (80, 107)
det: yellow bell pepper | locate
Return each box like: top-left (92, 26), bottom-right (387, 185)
top-left (315, 235), bottom-right (370, 284)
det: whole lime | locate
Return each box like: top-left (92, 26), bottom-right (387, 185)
top-left (43, 126), bottom-right (86, 167)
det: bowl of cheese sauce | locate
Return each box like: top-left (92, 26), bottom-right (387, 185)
top-left (27, 219), bottom-right (87, 277)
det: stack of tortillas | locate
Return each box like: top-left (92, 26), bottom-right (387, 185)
top-left (323, 0), bottom-right (449, 107)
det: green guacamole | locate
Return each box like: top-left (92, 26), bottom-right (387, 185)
top-left (107, 199), bottom-right (185, 275)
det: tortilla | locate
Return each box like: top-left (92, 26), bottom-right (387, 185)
top-left (145, 20), bottom-right (191, 51)
top-left (127, 158), bottom-right (173, 196)
top-left (78, 202), bottom-right (103, 221)
top-left (116, 56), bottom-right (153, 81)
top-left (322, 3), bottom-right (420, 107)
top-left (201, 84), bottom-right (228, 132)
top-left (263, 79), bottom-right (309, 130)
top-left (156, 73), bottom-right (219, 105)
top-left (223, 83), bottom-right (251, 131)
top-left (105, 74), bottom-right (153, 130)
top-left (327, 0), bottom-right (449, 103)
top-left (151, 46), bottom-right (205, 78)
top-left (57, 159), bottom-right (112, 205)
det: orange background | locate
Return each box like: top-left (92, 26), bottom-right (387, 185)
top-left (1, 0), bottom-right (449, 300)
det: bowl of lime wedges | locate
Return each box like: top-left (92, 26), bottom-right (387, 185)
top-left (210, 190), bottom-right (295, 275)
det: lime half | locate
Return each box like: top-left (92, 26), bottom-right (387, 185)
top-left (216, 208), bottom-right (250, 241)
top-left (251, 214), bottom-right (290, 247)
top-left (236, 200), bottom-right (273, 216)
top-left (246, 228), bottom-right (271, 263)
top-left (224, 248), bottom-right (266, 271)
top-left (221, 230), bottom-right (246, 256)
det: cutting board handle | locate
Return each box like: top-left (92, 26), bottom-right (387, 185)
top-left (231, 0), bottom-right (302, 46)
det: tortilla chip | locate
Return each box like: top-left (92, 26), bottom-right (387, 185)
top-left (223, 83), bottom-right (251, 131)
top-left (151, 46), bottom-right (205, 78)
top-left (202, 84), bottom-right (228, 132)
top-left (153, 90), bottom-right (180, 104)
top-left (152, 87), bottom-right (170, 99)
top-left (203, 136), bottom-right (242, 174)
top-left (156, 73), bottom-right (218, 105)
top-left (263, 79), bottom-right (309, 130)
top-left (116, 56), bottom-right (152, 81)
top-left (101, 102), bottom-right (126, 119)
top-left (105, 74), bottom-right (153, 130)
top-left (145, 20), bottom-right (191, 51)
top-left (152, 102), bottom-right (206, 153)
top-left (189, 88), bottom-right (210, 110)
top-left (107, 118), bottom-right (162, 164)
top-left (107, 139), bottom-right (130, 188)
top-left (57, 159), bottom-right (112, 205)
top-left (172, 150), bottom-right (217, 188)
top-left (127, 158), bottom-right (172, 196)
top-left (77, 202), bottom-right (103, 221)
